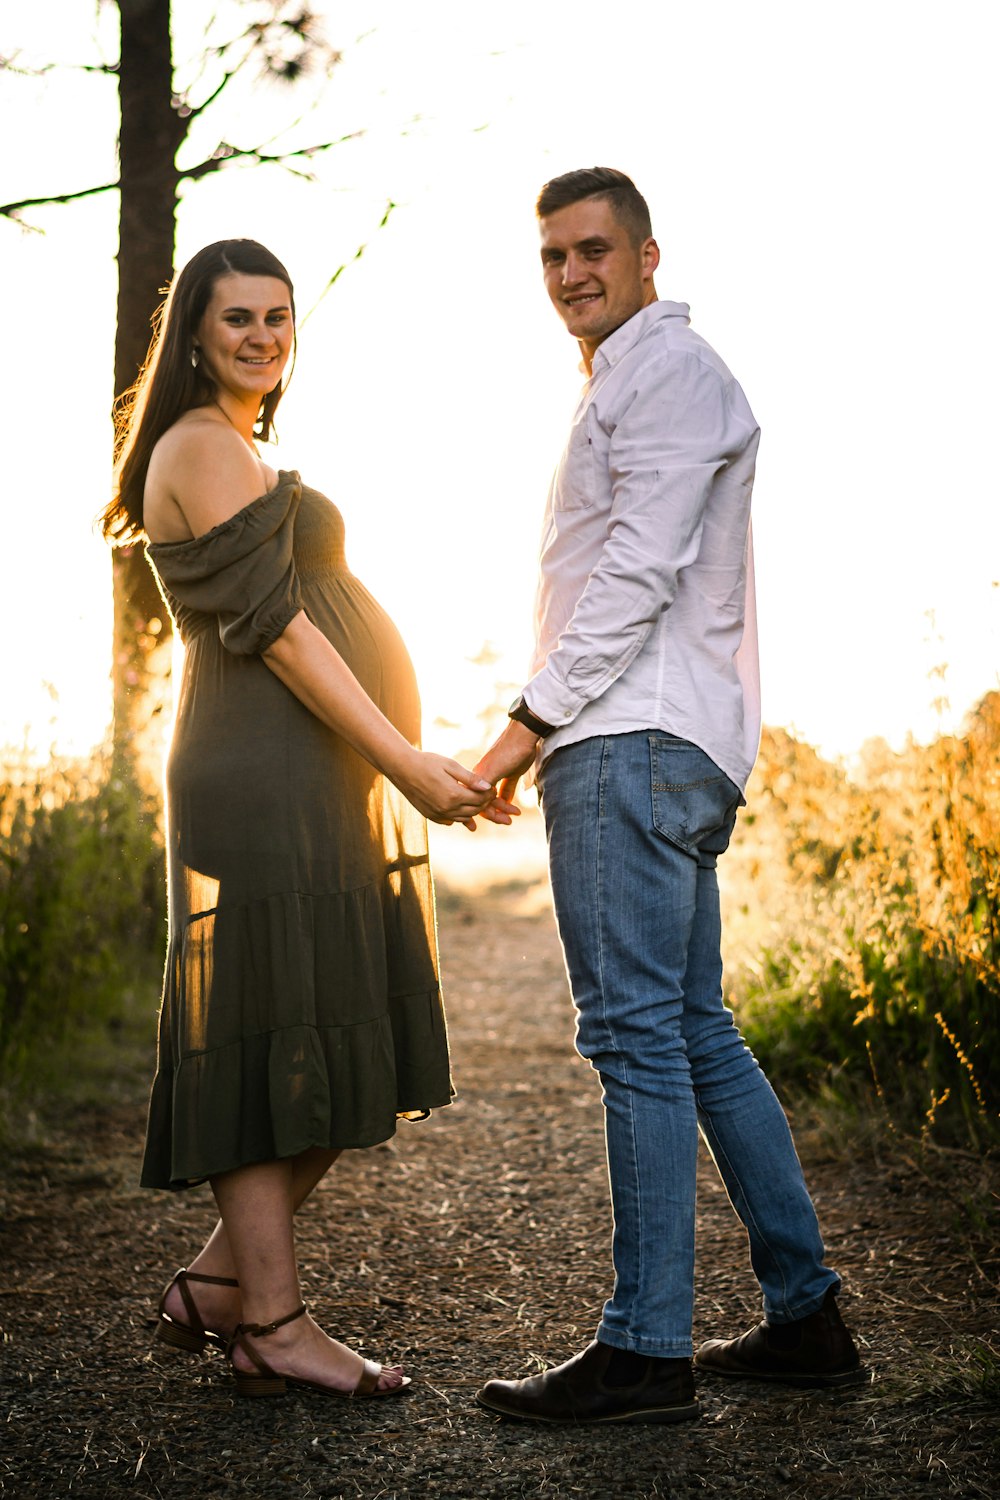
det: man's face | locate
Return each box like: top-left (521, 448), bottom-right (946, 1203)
top-left (539, 196), bottom-right (658, 355)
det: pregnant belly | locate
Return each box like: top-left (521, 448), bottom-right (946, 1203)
top-left (302, 573), bottom-right (422, 745)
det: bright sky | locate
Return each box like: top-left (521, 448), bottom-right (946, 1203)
top-left (3, 0), bottom-right (998, 767)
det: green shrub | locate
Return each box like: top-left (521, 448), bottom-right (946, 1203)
top-left (724, 695), bottom-right (999, 1153)
top-left (0, 747), bottom-right (165, 1081)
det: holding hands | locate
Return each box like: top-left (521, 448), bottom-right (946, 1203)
top-left (398, 718), bottom-right (540, 833)
top-left (473, 719), bottom-right (542, 812)
top-left (395, 749), bottom-right (520, 832)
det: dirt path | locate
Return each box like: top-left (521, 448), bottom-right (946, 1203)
top-left (2, 885), bottom-right (998, 1499)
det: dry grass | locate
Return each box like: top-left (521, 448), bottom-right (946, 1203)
top-left (2, 887), bottom-right (999, 1499)
top-left (3, 698), bottom-right (999, 1494)
top-left (721, 695), bottom-right (1000, 1156)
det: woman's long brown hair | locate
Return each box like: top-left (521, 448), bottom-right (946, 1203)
top-left (101, 239), bottom-right (296, 544)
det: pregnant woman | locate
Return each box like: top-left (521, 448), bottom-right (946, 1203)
top-left (101, 239), bottom-right (508, 1401)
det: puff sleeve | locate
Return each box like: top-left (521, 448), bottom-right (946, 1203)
top-left (145, 474), bottom-right (303, 656)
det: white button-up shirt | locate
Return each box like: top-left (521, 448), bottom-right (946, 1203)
top-left (525, 300), bottom-right (761, 792)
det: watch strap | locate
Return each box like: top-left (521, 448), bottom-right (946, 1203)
top-left (508, 696), bottom-right (555, 738)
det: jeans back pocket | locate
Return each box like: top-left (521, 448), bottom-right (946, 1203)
top-left (648, 734), bottom-right (743, 863)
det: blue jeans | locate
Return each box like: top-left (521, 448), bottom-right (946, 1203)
top-left (538, 731), bottom-right (838, 1357)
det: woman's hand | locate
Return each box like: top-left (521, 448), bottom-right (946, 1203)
top-left (391, 749), bottom-right (514, 831)
top-left (263, 618), bottom-right (517, 830)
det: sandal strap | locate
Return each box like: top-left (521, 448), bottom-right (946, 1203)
top-left (159, 1267), bottom-right (240, 1335)
top-left (227, 1304), bottom-right (308, 1381)
top-left (238, 1304), bottom-right (308, 1339)
top-left (180, 1270), bottom-right (240, 1288)
top-left (354, 1359), bottom-right (382, 1397)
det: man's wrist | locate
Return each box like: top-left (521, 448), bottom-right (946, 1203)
top-left (508, 693), bottom-right (555, 739)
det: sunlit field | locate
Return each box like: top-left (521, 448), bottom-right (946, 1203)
top-left (0, 743), bottom-right (164, 1084)
top-left (722, 700), bottom-right (999, 1153)
top-left (4, 692), bottom-right (997, 1158)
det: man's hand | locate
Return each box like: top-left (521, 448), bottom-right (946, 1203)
top-left (391, 750), bottom-right (498, 830)
top-left (475, 719), bottom-right (541, 808)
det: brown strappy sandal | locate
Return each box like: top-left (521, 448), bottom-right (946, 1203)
top-left (155, 1268), bottom-right (240, 1353)
top-left (226, 1304), bottom-right (411, 1399)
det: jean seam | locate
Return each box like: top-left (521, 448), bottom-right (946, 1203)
top-left (595, 736), bottom-right (644, 1347)
top-left (552, 732), bottom-right (831, 1346)
top-left (698, 1112), bottom-right (792, 1316)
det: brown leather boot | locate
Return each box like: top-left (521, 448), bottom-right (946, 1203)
top-left (694, 1288), bottom-right (866, 1388)
top-left (477, 1340), bottom-right (699, 1424)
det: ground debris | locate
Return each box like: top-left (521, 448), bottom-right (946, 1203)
top-left (2, 891), bottom-right (998, 1498)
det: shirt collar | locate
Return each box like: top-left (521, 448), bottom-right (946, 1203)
top-left (590, 299), bottom-right (691, 374)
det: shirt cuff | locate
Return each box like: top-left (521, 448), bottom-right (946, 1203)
top-left (522, 667), bottom-right (588, 730)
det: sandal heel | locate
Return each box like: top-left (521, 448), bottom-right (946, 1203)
top-left (155, 1268), bottom-right (239, 1356)
top-left (233, 1372), bottom-right (287, 1397)
top-left (156, 1318), bottom-right (208, 1353)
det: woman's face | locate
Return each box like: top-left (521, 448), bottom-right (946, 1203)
top-left (194, 273), bottom-right (294, 404)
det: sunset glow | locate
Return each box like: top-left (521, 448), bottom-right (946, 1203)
top-left (3, 1), bottom-right (997, 768)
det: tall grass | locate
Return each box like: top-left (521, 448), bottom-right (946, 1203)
top-left (0, 745), bottom-right (165, 1087)
top-left (723, 693), bottom-right (999, 1154)
top-left (3, 693), bottom-right (998, 1161)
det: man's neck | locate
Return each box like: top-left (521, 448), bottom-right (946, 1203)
top-left (578, 286), bottom-right (659, 376)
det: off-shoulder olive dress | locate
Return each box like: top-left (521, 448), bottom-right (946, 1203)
top-left (140, 472), bottom-right (452, 1190)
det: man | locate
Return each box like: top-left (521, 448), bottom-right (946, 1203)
top-left (474, 167), bottom-right (863, 1425)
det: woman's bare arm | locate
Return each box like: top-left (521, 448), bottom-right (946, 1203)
top-left (264, 613), bottom-right (502, 827)
top-left (148, 424), bottom-right (508, 827)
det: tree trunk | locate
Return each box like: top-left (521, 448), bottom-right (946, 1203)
top-left (112, 0), bottom-right (185, 774)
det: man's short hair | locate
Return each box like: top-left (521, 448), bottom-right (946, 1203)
top-left (536, 167), bottom-right (652, 246)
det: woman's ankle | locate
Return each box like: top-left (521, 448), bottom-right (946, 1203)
top-left (187, 1251), bottom-right (238, 1281)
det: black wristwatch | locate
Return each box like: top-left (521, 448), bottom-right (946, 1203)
top-left (508, 694), bottom-right (555, 738)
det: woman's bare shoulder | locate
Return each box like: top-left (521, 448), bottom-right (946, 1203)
top-left (145, 413), bottom-right (273, 542)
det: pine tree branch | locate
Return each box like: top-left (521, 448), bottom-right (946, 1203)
top-left (181, 129), bottom-right (364, 183)
top-left (0, 126), bottom-right (363, 227)
top-left (299, 200), bottom-right (397, 328)
top-left (174, 10), bottom-right (341, 123)
top-left (193, 6), bottom-right (341, 92)
top-left (0, 180), bottom-right (120, 228)
top-left (0, 52), bottom-right (117, 77)
top-left (177, 64), bottom-right (244, 120)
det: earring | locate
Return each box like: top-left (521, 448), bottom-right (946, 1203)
top-left (191, 347), bottom-right (200, 368)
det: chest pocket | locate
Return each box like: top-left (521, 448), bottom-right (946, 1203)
top-left (554, 410), bottom-right (599, 510)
